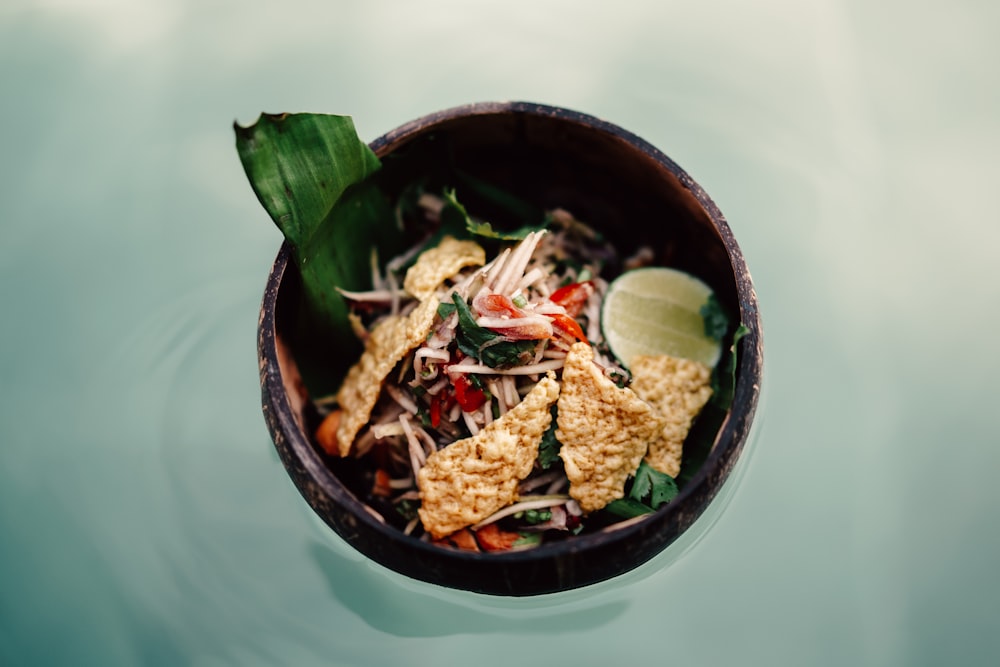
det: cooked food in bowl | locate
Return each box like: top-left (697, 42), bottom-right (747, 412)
top-left (242, 103), bottom-right (762, 594)
top-left (307, 196), bottom-right (727, 551)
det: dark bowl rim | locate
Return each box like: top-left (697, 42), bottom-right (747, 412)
top-left (258, 100), bottom-right (764, 570)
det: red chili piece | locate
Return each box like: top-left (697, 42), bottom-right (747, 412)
top-left (550, 313), bottom-right (589, 344)
top-left (549, 281), bottom-right (594, 317)
top-left (453, 374), bottom-right (488, 412)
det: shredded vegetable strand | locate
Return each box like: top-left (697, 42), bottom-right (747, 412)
top-left (384, 384), bottom-right (419, 414)
top-left (399, 414), bottom-right (425, 474)
top-left (445, 358), bottom-right (566, 376)
top-left (471, 495), bottom-right (571, 529)
top-left (484, 248), bottom-right (511, 289)
top-left (461, 410), bottom-right (480, 436)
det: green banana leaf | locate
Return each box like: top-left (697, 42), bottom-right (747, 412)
top-left (235, 113), bottom-right (406, 397)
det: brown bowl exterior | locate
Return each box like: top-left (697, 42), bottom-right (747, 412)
top-left (258, 101), bottom-right (763, 596)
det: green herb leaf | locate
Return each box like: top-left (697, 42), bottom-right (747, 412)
top-left (442, 188), bottom-right (542, 240)
top-left (522, 509), bottom-right (552, 524)
top-left (537, 408), bottom-right (562, 469)
top-left (454, 169), bottom-right (545, 224)
top-left (710, 323), bottom-right (749, 408)
top-left (437, 301), bottom-right (457, 319)
top-left (601, 463), bottom-right (679, 518)
top-left (603, 498), bottom-right (654, 518)
top-left (629, 460), bottom-right (678, 508)
top-left (700, 293), bottom-right (730, 342)
top-left (438, 188), bottom-right (476, 238)
top-left (466, 219), bottom-right (542, 240)
top-left (513, 532), bottom-right (543, 548)
top-left (396, 499), bottom-right (420, 521)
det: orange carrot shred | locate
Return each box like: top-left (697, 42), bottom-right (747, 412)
top-left (314, 410), bottom-right (342, 456)
top-left (475, 523), bottom-right (522, 552)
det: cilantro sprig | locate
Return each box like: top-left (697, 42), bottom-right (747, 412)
top-left (603, 461), bottom-right (679, 519)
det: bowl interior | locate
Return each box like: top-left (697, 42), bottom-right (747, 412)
top-left (259, 102), bottom-right (763, 596)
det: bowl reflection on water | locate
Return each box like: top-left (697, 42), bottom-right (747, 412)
top-left (257, 102), bottom-right (763, 596)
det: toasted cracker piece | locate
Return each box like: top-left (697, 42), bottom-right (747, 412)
top-left (334, 297), bottom-right (439, 456)
top-left (403, 236), bottom-right (486, 301)
top-left (417, 372), bottom-right (560, 539)
top-left (630, 354), bottom-right (713, 477)
top-left (556, 342), bottom-right (665, 513)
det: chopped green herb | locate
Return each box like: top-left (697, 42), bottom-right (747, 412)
top-left (396, 499), bottom-right (420, 521)
top-left (602, 461), bottom-right (678, 518)
top-left (537, 409), bottom-right (562, 469)
top-left (437, 301), bottom-right (457, 319)
top-left (603, 497), bottom-right (654, 518)
top-left (442, 188), bottom-right (545, 240)
top-left (710, 323), bottom-right (749, 408)
top-left (513, 532), bottom-right (543, 548)
top-left (439, 188), bottom-right (478, 237)
top-left (453, 169), bottom-right (545, 224)
top-left (629, 460), bottom-right (678, 509)
top-left (700, 293), bottom-right (730, 342)
top-left (522, 509), bottom-right (552, 524)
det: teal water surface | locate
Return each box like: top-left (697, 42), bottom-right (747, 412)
top-left (2, 1), bottom-right (998, 665)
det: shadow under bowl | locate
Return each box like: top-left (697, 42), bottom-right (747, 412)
top-left (258, 101), bottom-right (764, 597)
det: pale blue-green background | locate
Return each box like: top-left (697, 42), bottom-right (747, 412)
top-left (2, 1), bottom-right (998, 665)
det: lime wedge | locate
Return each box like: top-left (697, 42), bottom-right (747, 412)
top-left (601, 267), bottom-right (722, 368)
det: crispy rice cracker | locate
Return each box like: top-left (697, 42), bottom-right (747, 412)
top-left (630, 354), bottom-right (713, 477)
top-left (334, 297), bottom-right (439, 456)
top-left (403, 236), bottom-right (485, 301)
top-left (556, 342), bottom-right (665, 513)
top-left (417, 372), bottom-right (560, 539)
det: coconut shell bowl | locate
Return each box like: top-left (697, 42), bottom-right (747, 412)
top-left (257, 102), bottom-right (763, 597)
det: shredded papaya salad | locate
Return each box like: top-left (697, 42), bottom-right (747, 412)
top-left (315, 193), bottom-right (678, 552)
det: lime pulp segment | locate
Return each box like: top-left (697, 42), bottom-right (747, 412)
top-left (601, 267), bottom-right (723, 368)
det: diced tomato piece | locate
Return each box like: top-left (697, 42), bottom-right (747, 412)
top-left (549, 281), bottom-right (594, 317)
top-left (550, 313), bottom-right (589, 344)
top-left (453, 374), bottom-right (488, 412)
top-left (475, 523), bottom-right (522, 552)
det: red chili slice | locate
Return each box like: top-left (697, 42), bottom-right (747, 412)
top-left (453, 374), bottom-right (488, 412)
top-left (429, 392), bottom-right (443, 428)
top-left (550, 313), bottom-right (589, 344)
top-left (549, 281), bottom-right (594, 317)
